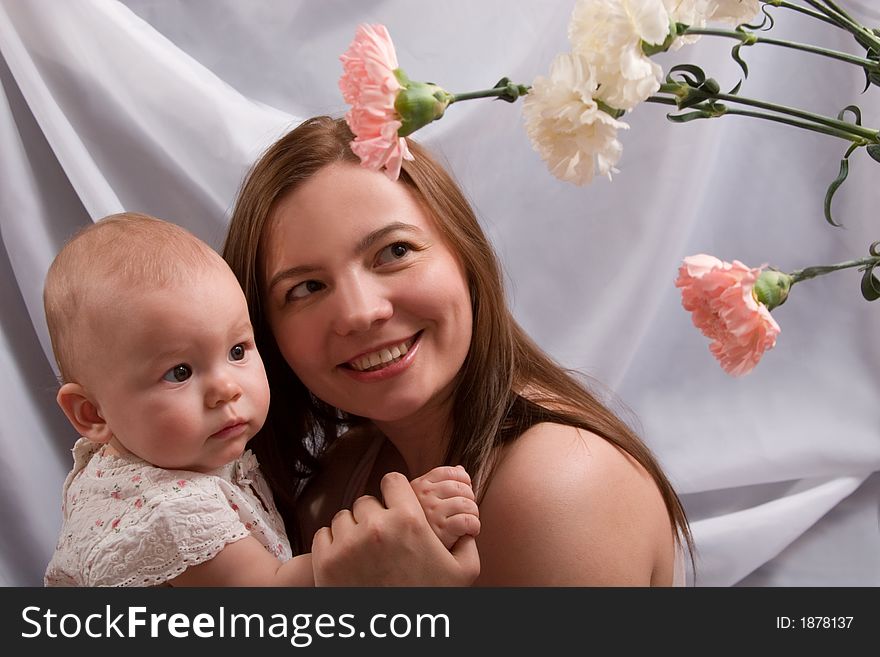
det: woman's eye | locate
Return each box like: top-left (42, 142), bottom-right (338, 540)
top-left (376, 242), bottom-right (411, 265)
top-left (289, 280), bottom-right (325, 300)
top-left (162, 364), bottom-right (192, 383)
top-left (229, 344), bottom-right (246, 361)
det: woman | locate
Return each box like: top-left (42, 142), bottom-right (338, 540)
top-left (223, 116), bottom-right (693, 585)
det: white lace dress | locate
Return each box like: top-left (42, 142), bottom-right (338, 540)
top-left (44, 438), bottom-right (292, 587)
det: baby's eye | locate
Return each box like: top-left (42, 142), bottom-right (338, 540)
top-left (289, 280), bottom-right (325, 300)
top-left (162, 364), bottom-right (192, 383)
top-left (376, 242), bottom-right (411, 265)
top-left (230, 344), bottom-right (246, 361)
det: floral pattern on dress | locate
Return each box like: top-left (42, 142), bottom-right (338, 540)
top-left (45, 438), bottom-right (293, 587)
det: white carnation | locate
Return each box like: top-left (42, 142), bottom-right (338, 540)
top-left (568, 0), bottom-right (671, 110)
top-left (663, 0), bottom-right (711, 49)
top-left (706, 0), bottom-right (761, 25)
top-left (523, 53), bottom-right (630, 185)
top-left (664, 0), bottom-right (711, 26)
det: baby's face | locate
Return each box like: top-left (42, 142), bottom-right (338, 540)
top-left (82, 263), bottom-right (270, 472)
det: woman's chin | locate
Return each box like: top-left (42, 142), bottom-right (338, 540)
top-left (340, 398), bottom-right (428, 425)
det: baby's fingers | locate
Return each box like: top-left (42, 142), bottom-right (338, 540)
top-left (416, 465), bottom-right (472, 486)
top-left (422, 496), bottom-right (480, 549)
top-left (424, 478), bottom-right (476, 502)
top-left (426, 496), bottom-right (479, 524)
top-left (442, 512), bottom-right (481, 540)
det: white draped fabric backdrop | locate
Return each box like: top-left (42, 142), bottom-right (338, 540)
top-left (1, 0), bottom-right (877, 586)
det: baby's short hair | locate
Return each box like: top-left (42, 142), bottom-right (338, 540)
top-left (43, 212), bottom-right (223, 383)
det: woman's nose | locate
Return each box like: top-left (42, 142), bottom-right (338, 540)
top-left (331, 276), bottom-right (393, 336)
top-left (205, 371), bottom-right (243, 408)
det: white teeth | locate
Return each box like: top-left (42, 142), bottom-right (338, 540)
top-left (349, 337), bottom-right (415, 372)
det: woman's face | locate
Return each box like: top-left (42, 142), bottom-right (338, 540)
top-left (261, 162), bottom-right (473, 425)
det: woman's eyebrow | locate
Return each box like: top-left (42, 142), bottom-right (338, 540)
top-left (268, 222), bottom-right (422, 292)
top-left (267, 264), bottom-right (320, 293)
top-left (355, 222), bottom-right (421, 255)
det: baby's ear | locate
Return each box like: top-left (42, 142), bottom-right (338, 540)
top-left (56, 383), bottom-right (112, 443)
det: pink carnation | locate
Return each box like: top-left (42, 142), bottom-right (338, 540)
top-left (675, 254), bottom-right (781, 376)
top-left (339, 24), bottom-right (413, 180)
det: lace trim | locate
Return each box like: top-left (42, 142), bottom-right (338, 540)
top-left (89, 530), bottom-right (251, 587)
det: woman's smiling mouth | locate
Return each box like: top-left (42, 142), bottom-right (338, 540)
top-left (345, 333), bottom-right (418, 372)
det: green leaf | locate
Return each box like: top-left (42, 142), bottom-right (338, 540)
top-left (731, 43), bottom-right (749, 79)
top-left (667, 110), bottom-right (713, 123)
top-left (837, 105), bottom-right (862, 124)
top-left (666, 64), bottom-right (706, 87)
top-left (867, 144), bottom-right (880, 164)
top-left (823, 157), bottom-right (849, 227)
top-left (701, 78), bottom-right (720, 95)
top-left (853, 27), bottom-right (880, 56)
top-left (742, 8), bottom-right (773, 32)
top-left (677, 94), bottom-right (706, 110)
top-left (860, 266), bottom-right (880, 301)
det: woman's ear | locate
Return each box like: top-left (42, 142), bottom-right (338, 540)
top-left (56, 383), bottom-right (112, 443)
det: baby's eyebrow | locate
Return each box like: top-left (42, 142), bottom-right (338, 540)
top-left (229, 318), bottom-right (255, 337)
top-left (144, 345), bottom-right (190, 367)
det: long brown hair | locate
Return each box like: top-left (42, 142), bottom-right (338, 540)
top-left (223, 116), bottom-right (693, 562)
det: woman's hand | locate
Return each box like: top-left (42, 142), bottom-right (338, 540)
top-left (310, 472), bottom-right (480, 586)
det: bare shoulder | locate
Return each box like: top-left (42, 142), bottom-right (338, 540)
top-left (295, 426), bottom-right (382, 546)
top-left (492, 423), bottom-right (657, 501)
top-left (475, 422), bottom-right (675, 586)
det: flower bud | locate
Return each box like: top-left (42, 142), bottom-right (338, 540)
top-left (393, 70), bottom-right (453, 137)
top-left (752, 269), bottom-right (792, 311)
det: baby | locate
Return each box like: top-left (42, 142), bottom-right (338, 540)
top-left (43, 213), bottom-right (479, 586)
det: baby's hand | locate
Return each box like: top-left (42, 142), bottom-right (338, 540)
top-left (410, 465), bottom-right (480, 550)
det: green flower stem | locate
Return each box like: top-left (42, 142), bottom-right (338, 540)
top-left (451, 89), bottom-right (510, 101)
top-left (801, 0), bottom-right (844, 18)
top-left (801, 0), bottom-right (857, 26)
top-left (646, 94), bottom-right (870, 142)
top-left (799, 0), bottom-right (880, 51)
top-left (767, 1), bottom-right (843, 27)
top-left (681, 26), bottom-right (880, 71)
top-left (657, 83), bottom-right (880, 142)
top-left (710, 91), bottom-right (879, 141)
top-left (810, 0), bottom-right (858, 26)
top-left (644, 96), bottom-right (678, 107)
top-left (449, 83), bottom-right (530, 104)
top-left (720, 107), bottom-right (869, 142)
top-left (789, 255), bottom-right (880, 284)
